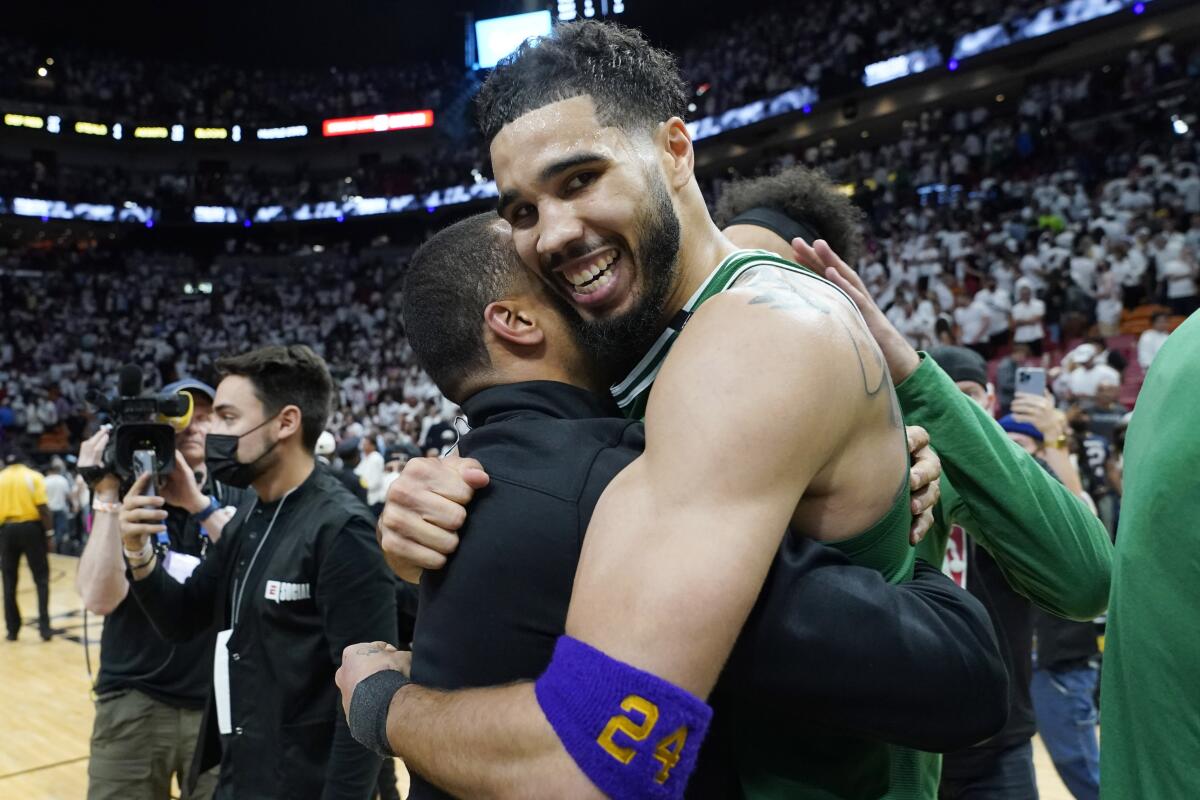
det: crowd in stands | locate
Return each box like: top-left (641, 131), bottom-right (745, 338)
top-left (0, 238), bottom-right (454, 469)
top-left (706, 38), bottom-right (1199, 360)
top-left (0, 2), bottom-right (1074, 128)
top-left (0, 35), bottom-right (462, 127)
top-left (681, 0), bottom-right (1068, 116)
top-left (0, 0), bottom-right (1121, 210)
top-left (0, 141), bottom-right (487, 209)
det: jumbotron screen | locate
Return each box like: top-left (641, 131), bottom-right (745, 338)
top-left (474, 10), bottom-right (553, 69)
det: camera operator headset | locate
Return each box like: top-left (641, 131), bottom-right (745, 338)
top-left (76, 368), bottom-right (249, 800)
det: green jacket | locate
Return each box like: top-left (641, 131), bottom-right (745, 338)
top-left (1100, 310), bottom-right (1200, 799)
top-left (904, 354), bottom-right (1113, 622)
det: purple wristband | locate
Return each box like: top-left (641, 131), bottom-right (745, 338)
top-left (534, 635), bottom-right (712, 800)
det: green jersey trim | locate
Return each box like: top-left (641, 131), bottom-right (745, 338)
top-left (610, 249), bottom-right (862, 417)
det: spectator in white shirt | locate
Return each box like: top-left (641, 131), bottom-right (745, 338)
top-left (1069, 251), bottom-right (1097, 298)
top-left (1110, 238), bottom-right (1149, 308)
top-left (977, 277), bottom-right (1013, 352)
top-left (1062, 344), bottom-right (1121, 402)
top-left (932, 273), bottom-right (956, 311)
top-left (1094, 261), bottom-right (1124, 336)
top-left (355, 437), bottom-right (387, 515)
top-left (1011, 281), bottom-right (1047, 356)
top-left (1137, 312), bottom-right (1172, 370)
top-left (377, 394), bottom-right (403, 429)
top-left (43, 458), bottom-right (73, 553)
top-left (1179, 166), bottom-right (1200, 215)
top-left (1160, 249), bottom-right (1199, 317)
top-left (954, 291), bottom-right (993, 359)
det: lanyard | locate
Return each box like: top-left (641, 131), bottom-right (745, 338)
top-left (230, 487), bottom-right (295, 629)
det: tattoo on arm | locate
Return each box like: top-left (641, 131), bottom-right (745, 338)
top-left (741, 269), bottom-right (892, 410)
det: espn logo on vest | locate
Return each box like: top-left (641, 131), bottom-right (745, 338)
top-left (264, 580), bottom-right (312, 603)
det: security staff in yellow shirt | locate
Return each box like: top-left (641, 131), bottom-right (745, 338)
top-left (0, 448), bottom-right (55, 641)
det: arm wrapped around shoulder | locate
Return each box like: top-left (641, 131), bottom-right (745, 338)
top-left (535, 636), bottom-right (712, 800)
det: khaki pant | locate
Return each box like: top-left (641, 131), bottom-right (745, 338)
top-left (87, 689), bottom-right (218, 800)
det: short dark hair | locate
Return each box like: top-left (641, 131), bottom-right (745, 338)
top-left (216, 345), bottom-right (333, 452)
top-left (714, 166), bottom-right (867, 264)
top-left (401, 213), bottom-right (524, 401)
top-left (475, 21), bottom-right (689, 144)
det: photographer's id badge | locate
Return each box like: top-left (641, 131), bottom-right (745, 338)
top-left (161, 551), bottom-right (201, 584)
top-left (214, 629), bottom-right (233, 735)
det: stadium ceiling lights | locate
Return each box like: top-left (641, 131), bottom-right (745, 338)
top-left (256, 124), bottom-right (308, 140)
top-left (321, 111), bottom-right (434, 137)
top-left (4, 113), bottom-right (44, 129)
top-left (555, 0), bottom-right (625, 21)
top-left (75, 121), bottom-right (108, 136)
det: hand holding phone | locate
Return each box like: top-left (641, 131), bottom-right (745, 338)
top-left (1015, 366), bottom-right (1046, 398)
top-left (132, 449), bottom-right (158, 497)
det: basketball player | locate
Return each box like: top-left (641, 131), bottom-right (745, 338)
top-left (339, 21), bottom-right (984, 799)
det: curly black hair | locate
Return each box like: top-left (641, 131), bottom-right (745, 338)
top-left (714, 166), bottom-right (867, 264)
top-left (474, 20), bottom-right (689, 145)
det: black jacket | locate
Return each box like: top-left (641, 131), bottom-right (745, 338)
top-left (129, 464), bottom-right (397, 800)
top-left (329, 462), bottom-right (368, 506)
top-left (1036, 611), bottom-right (1100, 671)
top-left (409, 381), bottom-right (1007, 800)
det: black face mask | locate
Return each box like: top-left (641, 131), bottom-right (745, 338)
top-left (205, 414), bottom-right (280, 489)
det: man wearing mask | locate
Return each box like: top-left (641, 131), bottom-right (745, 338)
top-left (77, 378), bottom-right (246, 800)
top-left (116, 346), bottom-right (396, 800)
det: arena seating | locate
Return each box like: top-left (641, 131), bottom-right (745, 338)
top-left (0, 14), bottom-right (1196, 461)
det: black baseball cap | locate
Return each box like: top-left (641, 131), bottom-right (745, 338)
top-left (928, 346), bottom-right (989, 389)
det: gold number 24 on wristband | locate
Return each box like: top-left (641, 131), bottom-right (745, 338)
top-left (595, 694), bottom-right (689, 785)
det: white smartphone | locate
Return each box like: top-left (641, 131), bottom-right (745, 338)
top-left (1015, 366), bottom-right (1046, 398)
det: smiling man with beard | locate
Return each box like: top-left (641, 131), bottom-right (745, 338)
top-left (338, 21), bottom-right (1005, 800)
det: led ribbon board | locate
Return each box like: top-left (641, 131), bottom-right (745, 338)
top-left (321, 111), bottom-right (434, 137)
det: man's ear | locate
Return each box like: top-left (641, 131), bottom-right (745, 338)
top-left (660, 117), bottom-right (694, 191)
top-left (277, 404), bottom-right (303, 444)
top-left (483, 300), bottom-right (545, 348)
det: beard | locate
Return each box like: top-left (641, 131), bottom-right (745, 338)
top-left (572, 168), bottom-right (681, 385)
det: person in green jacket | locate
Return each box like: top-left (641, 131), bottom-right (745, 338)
top-left (1100, 309), bottom-right (1200, 799)
top-left (788, 238), bottom-right (1113, 799)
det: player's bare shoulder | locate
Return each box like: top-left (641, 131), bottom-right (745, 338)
top-left (730, 262), bottom-right (861, 321)
top-left (718, 263), bottom-right (892, 400)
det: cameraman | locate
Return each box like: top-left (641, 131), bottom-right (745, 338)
top-left (119, 346), bottom-right (396, 800)
top-left (77, 378), bottom-right (245, 800)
